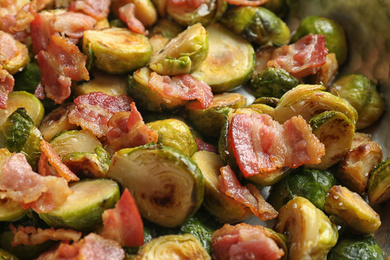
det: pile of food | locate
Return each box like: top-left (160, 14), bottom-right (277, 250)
top-left (0, 0), bottom-right (389, 259)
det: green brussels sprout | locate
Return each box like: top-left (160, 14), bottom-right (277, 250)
top-left (135, 234), bottom-right (211, 259)
top-left (150, 18), bottom-right (184, 39)
top-left (39, 179), bottom-right (120, 231)
top-left (268, 167), bottom-right (337, 211)
top-left (0, 108), bottom-right (42, 170)
top-left (13, 60), bottom-right (41, 94)
top-left (275, 197), bottom-right (338, 260)
top-left (220, 6), bottom-right (290, 46)
top-left (127, 67), bottom-right (188, 113)
top-left (306, 110), bottom-right (355, 170)
top-left (330, 74), bottom-right (385, 130)
top-left (367, 157), bottom-right (390, 205)
top-left (328, 235), bottom-right (385, 260)
top-left (325, 185), bottom-right (381, 235)
top-left (191, 151), bottom-right (253, 223)
top-left (186, 92), bottom-right (246, 137)
top-left (273, 84), bottom-right (358, 125)
top-left (249, 67), bottom-right (300, 99)
top-left (291, 15), bottom-right (348, 65)
top-left (147, 118), bottom-right (198, 158)
top-left (191, 23), bottom-right (255, 93)
top-left (111, 0), bottom-right (158, 27)
top-left (262, 0), bottom-right (290, 18)
top-left (148, 23), bottom-right (208, 76)
top-left (107, 144), bottom-right (204, 228)
top-left (0, 197), bottom-right (28, 222)
top-left (82, 27), bottom-right (153, 74)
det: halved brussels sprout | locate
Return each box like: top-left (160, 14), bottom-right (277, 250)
top-left (135, 234), bottom-right (211, 259)
top-left (273, 84), bottom-right (358, 125)
top-left (127, 67), bottom-right (188, 112)
top-left (325, 185), bottom-right (381, 235)
top-left (336, 132), bottom-right (383, 195)
top-left (306, 110), bottom-right (355, 170)
top-left (0, 108), bottom-right (42, 169)
top-left (367, 157), bottom-right (390, 205)
top-left (107, 144), bottom-right (204, 228)
top-left (186, 92), bottom-right (246, 137)
top-left (0, 32), bottom-right (29, 75)
top-left (0, 91), bottom-right (45, 127)
top-left (147, 118), bottom-right (198, 158)
top-left (82, 27), bottom-right (153, 74)
top-left (275, 196), bottom-right (338, 260)
top-left (307, 53), bottom-right (339, 88)
top-left (328, 234), bottom-right (385, 260)
top-left (148, 23), bottom-right (208, 75)
top-left (39, 178), bottom-right (120, 231)
top-left (291, 15), bottom-right (348, 65)
top-left (0, 198), bottom-right (28, 222)
top-left (191, 151), bottom-right (253, 223)
top-left (191, 23), bottom-right (255, 93)
top-left (245, 166), bottom-right (291, 188)
top-left (220, 6), bottom-right (290, 46)
top-left (249, 67), bottom-right (300, 99)
top-left (330, 74), bottom-right (385, 130)
top-left (268, 167), bottom-right (337, 211)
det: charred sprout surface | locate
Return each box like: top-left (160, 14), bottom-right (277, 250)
top-left (368, 157), bottom-right (390, 205)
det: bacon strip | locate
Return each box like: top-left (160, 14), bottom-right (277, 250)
top-left (267, 34), bottom-right (328, 78)
top-left (107, 102), bottom-right (158, 152)
top-left (0, 68), bottom-right (14, 109)
top-left (149, 72), bottom-right (213, 109)
top-left (119, 3), bottom-right (145, 35)
top-left (10, 225), bottom-right (82, 247)
top-left (0, 153), bottom-right (73, 213)
top-left (69, 0), bottom-right (111, 21)
top-left (219, 165), bottom-right (278, 221)
top-left (68, 92), bottom-right (133, 138)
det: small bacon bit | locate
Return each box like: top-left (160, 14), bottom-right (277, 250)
top-left (0, 153), bottom-right (73, 213)
top-left (225, 0), bottom-right (269, 6)
top-left (0, 67), bottom-right (14, 109)
top-left (119, 3), bottom-right (146, 35)
top-left (52, 12), bottom-right (97, 39)
top-left (195, 138), bottom-right (218, 154)
top-left (34, 82), bottom-right (45, 99)
top-left (39, 140), bottom-right (80, 182)
top-left (10, 224), bottom-right (82, 247)
top-left (36, 243), bottom-right (80, 260)
top-left (101, 189), bottom-right (144, 247)
top-left (218, 165), bottom-right (278, 221)
top-left (68, 92), bottom-right (133, 138)
top-left (267, 34), bottom-right (328, 78)
top-left (149, 72), bottom-right (213, 109)
top-left (211, 223), bottom-right (285, 260)
top-left (37, 34), bottom-right (89, 104)
top-left (69, 0), bottom-right (111, 21)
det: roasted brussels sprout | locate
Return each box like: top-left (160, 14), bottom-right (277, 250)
top-left (135, 234), bottom-right (211, 259)
top-left (191, 151), bottom-right (253, 223)
top-left (111, 0), bottom-right (158, 27)
top-left (249, 67), bottom-right (300, 99)
top-left (306, 110), bottom-right (355, 170)
top-left (0, 31), bottom-right (29, 75)
top-left (220, 6), bottom-right (290, 46)
top-left (325, 185), bottom-right (381, 235)
top-left (330, 74), bottom-right (385, 129)
top-left (150, 18), bottom-right (184, 39)
top-left (275, 197), bottom-right (338, 260)
top-left (191, 23), bottom-right (255, 93)
top-left (268, 167), bottom-right (337, 211)
top-left (82, 27), bottom-right (153, 74)
top-left (147, 118), bottom-right (198, 158)
top-left (367, 157), bottom-right (390, 205)
top-left (291, 15), bottom-right (348, 65)
top-left (107, 144), bottom-right (204, 228)
top-left (39, 179), bottom-right (120, 231)
top-left (186, 92), bottom-right (246, 137)
top-left (262, 0), bottom-right (290, 18)
top-left (13, 60), bottom-right (41, 94)
top-left (148, 23), bottom-right (208, 75)
top-left (328, 234), bottom-right (385, 260)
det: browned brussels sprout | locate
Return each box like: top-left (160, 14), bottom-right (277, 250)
top-left (367, 157), bottom-right (390, 205)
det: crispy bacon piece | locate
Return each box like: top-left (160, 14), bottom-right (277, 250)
top-left (119, 3), bottom-right (145, 35)
top-left (37, 34), bottom-right (89, 104)
top-left (0, 153), bottom-right (73, 213)
top-left (0, 67), bottom-right (14, 109)
top-left (36, 233), bottom-right (125, 260)
top-left (107, 102), bottom-right (158, 152)
top-left (10, 225), bottom-right (82, 247)
top-left (149, 72), bottom-right (213, 109)
top-left (68, 92), bottom-right (133, 138)
top-left (219, 165), bottom-right (278, 221)
top-left (195, 138), bottom-right (218, 154)
top-left (267, 34), bottom-right (328, 78)
top-left (211, 223), bottom-right (285, 260)
top-left (0, 30), bottom-right (19, 63)
top-left (101, 189), bottom-right (144, 247)
top-left (69, 0), bottom-right (111, 21)
top-left (229, 113), bottom-right (325, 177)
top-left (30, 13), bottom-right (54, 54)
top-left (39, 140), bottom-right (80, 182)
